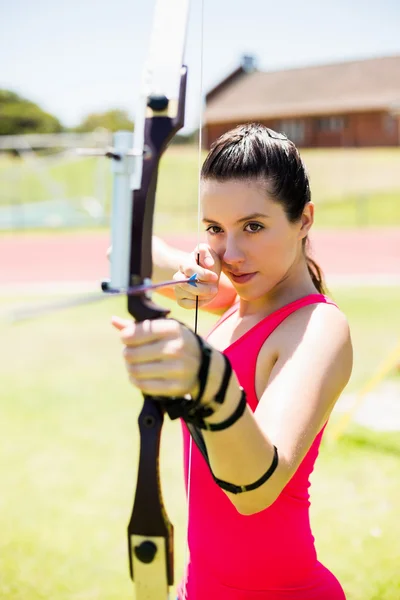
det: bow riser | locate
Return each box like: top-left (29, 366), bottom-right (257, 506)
top-left (128, 67), bottom-right (188, 321)
top-left (126, 67), bottom-right (188, 599)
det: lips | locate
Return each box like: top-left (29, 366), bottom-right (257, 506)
top-left (229, 271), bottom-right (257, 284)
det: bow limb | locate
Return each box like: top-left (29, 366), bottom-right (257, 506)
top-left (107, 1), bottom-right (190, 598)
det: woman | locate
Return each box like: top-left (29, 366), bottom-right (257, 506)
top-left (112, 123), bottom-right (353, 599)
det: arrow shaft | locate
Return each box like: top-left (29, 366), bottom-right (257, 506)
top-left (10, 275), bottom-right (197, 323)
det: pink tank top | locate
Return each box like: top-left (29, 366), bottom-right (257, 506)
top-left (177, 294), bottom-right (346, 600)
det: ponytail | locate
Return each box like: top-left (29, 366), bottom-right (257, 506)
top-left (304, 238), bottom-right (327, 295)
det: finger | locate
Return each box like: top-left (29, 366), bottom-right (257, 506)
top-left (175, 266), bottom-right (218, 284)
top-left (123, 337), bottom-right (184, 366)
top-left (175, 279), bottom-right (218, 297)
top-left (175, 261), bottom-right (219, 284)
top-left (126, 356), bottom-right (195, 380)
top-left (111, 315), bottom-right (133, 331)
top-left (173, 263), bottom-right (219, 289)
top-left (176, 296), bottom-right (213, 310)
top-left (128, 371), bottom-right (196, 398)
top-left (196, 243), bottom-right (215, 268)
top-left (119, 318), bottom-right (181, 347)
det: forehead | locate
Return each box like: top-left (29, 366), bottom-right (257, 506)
top-left (201, 178), bottom-right (263, 197)
top-left (201, 179), bottom-right (279, 219)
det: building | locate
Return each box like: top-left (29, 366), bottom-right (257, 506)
top-left (204, 55), bottom-right (400, 148)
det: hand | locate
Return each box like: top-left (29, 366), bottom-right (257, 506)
top-left (174, 244), bottom-right (221, 309)
top-left (112, 316), bottom-right (201, 398)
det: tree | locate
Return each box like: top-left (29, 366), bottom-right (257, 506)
top-left (75, 109), bottom-right (134, 133)
top-left (0, 90), bottom-right (63, 135)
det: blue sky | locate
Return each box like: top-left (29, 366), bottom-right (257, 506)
top-left (1, 0), bottom-right (399, 132)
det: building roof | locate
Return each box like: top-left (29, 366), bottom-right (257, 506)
top-left (205, 55), bottom-right (400, 123)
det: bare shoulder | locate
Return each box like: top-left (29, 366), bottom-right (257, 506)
top-left (275, 301), bottom-right (351, 353)
top-left (256, 301), bottom-right (352, 402)
top-left (277, 302), bottom-right (353, 384)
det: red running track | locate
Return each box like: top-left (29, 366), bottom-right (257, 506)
top-left (1, 229), bottom-right (399, 285)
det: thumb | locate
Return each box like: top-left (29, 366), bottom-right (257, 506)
top-left (111, 315), bottom-right (132, 331)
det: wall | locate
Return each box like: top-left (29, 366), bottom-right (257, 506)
top-left (205, 111), bottom-right (400, 149)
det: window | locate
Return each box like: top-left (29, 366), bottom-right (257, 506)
top-left (279, 120), bottom-right (305, 144)
top-left (384, 114), bottom-right (396, 134)
top-left (316, 116), bottom-right (346, 132)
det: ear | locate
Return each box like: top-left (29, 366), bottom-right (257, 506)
top-left (298, 202), bottom-right (314, 240)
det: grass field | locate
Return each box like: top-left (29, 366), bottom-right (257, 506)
top-left (1, 146), bottom-right (399, 231)
top-left (1, 285), bottom-right (400, 599)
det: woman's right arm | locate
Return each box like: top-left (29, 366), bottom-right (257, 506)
top-left (152, 236), bottom-right (238, 314)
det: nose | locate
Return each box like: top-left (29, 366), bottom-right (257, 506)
top-left (222, 235), bottom-right (245, 266)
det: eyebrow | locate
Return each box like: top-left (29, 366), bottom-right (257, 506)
top-left (202, 212), bottom-right (270, 224)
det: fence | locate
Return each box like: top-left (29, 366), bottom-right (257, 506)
top-left (1, 137), bottom-right (399, 231)
top-left (0, 132), bottom-right (112, 230)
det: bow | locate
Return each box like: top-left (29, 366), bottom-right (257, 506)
top-left (105, 1), bottom-right (191, 597)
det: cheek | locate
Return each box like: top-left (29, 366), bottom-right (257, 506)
top-left (279, 229), bottom-right (301, 266)
top-left (206, 232), bottom-right (225, 260)
top-left (260, 226), bottom-right (298, 265)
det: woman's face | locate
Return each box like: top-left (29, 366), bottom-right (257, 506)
top-left (201, 178), bottom-right (312, 300)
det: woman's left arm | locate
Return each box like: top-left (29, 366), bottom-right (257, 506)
top-left (201, 303), bottom-right (353, 515)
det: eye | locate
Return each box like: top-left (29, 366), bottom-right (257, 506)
top-left (206, 225), bottom-right (223, 235)
top-left (245, 222), bottom-right (264, 233)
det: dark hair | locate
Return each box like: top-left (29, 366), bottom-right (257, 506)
top-left (201, 123), bottom-right (327, 295)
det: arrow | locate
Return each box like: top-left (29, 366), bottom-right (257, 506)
top-left (102, 273), bottom-right (197, 295)
top-left (8, 274), bottom-right (197, 323)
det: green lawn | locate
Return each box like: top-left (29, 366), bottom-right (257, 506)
top-left (314, 191), bottom-right (400, 229)
top-left (1, 286), bottom-right (400, 599)
top-left (1, 147), bottom-right (400, 231)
